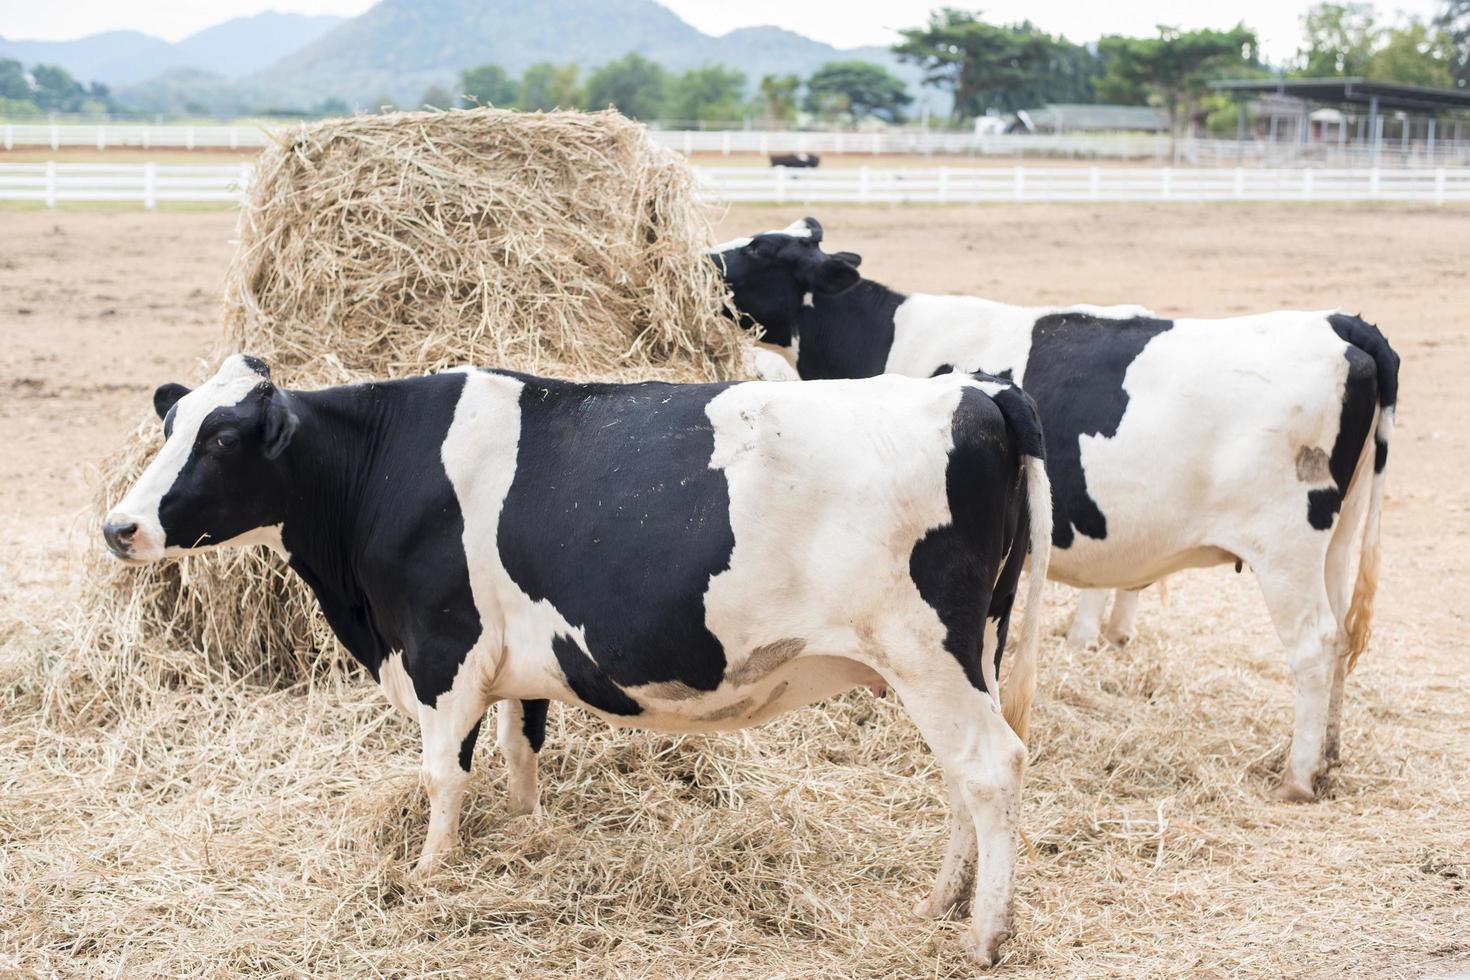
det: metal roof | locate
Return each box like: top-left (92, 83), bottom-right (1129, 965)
top-left (1211, 77), bottom-right (1470, 112)
top-left (1023, 103), bottom-right (1170, 131)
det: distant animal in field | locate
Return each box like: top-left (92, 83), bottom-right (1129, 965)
top-left (770, 152), bottom-right (819, 168)
top-left (714, 216), bottom-right (1400, 804)
top-left (104, 353), bottom-right (1052, 967)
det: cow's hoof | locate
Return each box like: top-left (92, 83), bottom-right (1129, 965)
top-left (913, 894), bottom-right (966, 920)
top-left (506, 797), bottom-right (540, 818)
top-left (1271, 778), bottom-right (1317, 803)
top-left (966, 924), bottom-right (1012, 968)
top-left (1065, 628), bottom-right (1099, 649)
top-left (1104, 629), bottom-right (1134, 647)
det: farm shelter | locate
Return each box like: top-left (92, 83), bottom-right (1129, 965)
top-left (1, 168), bottom-right (1468, 974)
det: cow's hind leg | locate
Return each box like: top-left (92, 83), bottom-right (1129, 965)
top-left (913, 777), bottom-right (977, 920)
top-left (1104, 589), bottom-right (1142, 647)
top-left (877, 654), bottom-right (1025, 966)
top-left (496, 698), bottom-right (547, 816)
top-left (1254, 558), bottom-right (1340, 803)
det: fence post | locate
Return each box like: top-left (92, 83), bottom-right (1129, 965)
top-left (1013, 167), bottom-right (1024, 201)
top-left (776, 167), bottom-right (787, 204)
top-left (2, 124), bottom-right (10, 151)
top-left (1369, 167), bottom-right (1380, 199)
top-left (721, 130), bottom-right (730, 155)
top-left (186, 126), bottom-right (196, 150)
top-left (1161, 167), bottom-right (1172, 200)
top-left (142, 125), bottom-right (150, 149)
top-left (835, 132), bottom-right (844, 154)
top-left (96, 125), bottom-right (105, 151)
top-left (759, 132), bottom-right (768, 156)
top-left (230, 126), bottom-right (239, 150)
top-left (937, 166), bottom-right (949, 204)
top-left (1234, 167), bottom-right (1245, 200)
top-left (683, 131), bottom-right (692, 155)
top-left (238, 162), bottom-right (252, 204)
top-left (859, 167), bottom-right (870, 204)
top-left (44, 160), bottom-right (56, 209)
top-left (1435, 167), bottom-right (1446, 205)
top-left (50, 124), bottom-right (59, 151)
top-left (1090, 166), bottom-right (1101, 201)
top-left (871, 133), bottom-right (880, 155)
top-left (1302, 168), bottom-right (1314, 202)
top-left (144, 161), bottom-right (156, 210)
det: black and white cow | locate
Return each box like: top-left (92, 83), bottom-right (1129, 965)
top-left (770, 152), bottom-right (820, 168)
top-left (104, 354), bottom-right (1052, 965)
top-left (713, 218), bottom-right (1401, 803)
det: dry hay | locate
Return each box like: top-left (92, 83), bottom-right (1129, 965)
top-left (73, 107), bottom-right (747, 692)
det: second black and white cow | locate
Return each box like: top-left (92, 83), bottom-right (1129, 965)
top-left (103, 354), bottom-right (1051, 966)
top-left (713, 218), bottom-right (1401, 803)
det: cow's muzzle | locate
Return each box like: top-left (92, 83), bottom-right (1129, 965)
top-left (102, 515), bottom-right (141, 561)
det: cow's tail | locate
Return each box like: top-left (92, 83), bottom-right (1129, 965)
top-left (1329, 314), bottom-right (1400, 674)
top-left (990, 385), bottom-right (1052, 743)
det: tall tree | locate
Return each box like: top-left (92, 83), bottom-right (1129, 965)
top-left (665, 65), bottom-right (746, 125)
top-left (1437, 0), bottom-right (1470, 87)
top-left (1367, 19), bottom-right (1454, 85)
top-left (30, 64), bottom-right (86, 112)
top-left (1095, 25), bottom-right (1259, 149)
top-left (1296, 2), bottom-right (1379, 76)
top-left (804, 60), bottom-right (912, 122)
top-left (458, 64), bottom-right (517, 107)
top-left (585, 53), bottom-right (668, 119)
top-left (0, 59), bottom-right (30, 101)
top-left (519, 63), bottom-right (584, 111)
top-left (758, 73), bottom-right (800, 123)
top-left (894, 10), bottom-right (1073, 121)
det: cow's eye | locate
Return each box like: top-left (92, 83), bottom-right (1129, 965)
top-left (212, 431), bottom-right (239, 451)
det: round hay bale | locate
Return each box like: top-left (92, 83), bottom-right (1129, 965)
top-left (77, 108), bottom-right (749, 690)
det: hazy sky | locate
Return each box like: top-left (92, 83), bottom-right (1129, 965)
top-left (2, 0), bottom-right (1445, 62)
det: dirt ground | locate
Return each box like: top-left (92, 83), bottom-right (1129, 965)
top-left (1, 203), bottom-right (1466, 976)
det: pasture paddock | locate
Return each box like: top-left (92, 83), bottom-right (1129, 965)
top-left (0, 203), bottom-right (1466, 976)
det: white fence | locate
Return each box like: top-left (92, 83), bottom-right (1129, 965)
top-left (7, 122), bottom-right (1470, 167)
top-left (4, 162), bottom-right (1470, 207)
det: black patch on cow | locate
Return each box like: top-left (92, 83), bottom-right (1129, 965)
top-left (1328, 313), bottom-right (1399, 474)
top-left (795, 280), bottom-right (906, 379)
top-left (276, 375), bottom-right (483, 707)
top-left (908, 387), bottom-right (1017, 693)
top-left (521, 699), bottom-right (549, 753)
top-left (1307, 345), bottom-right (1378, 531)
top-left (495, 374), bottom-right (738, 717)
top-left (458, 718), bottom-right (482, 772)
top-left (1022, 313), bottom-right (1174, 549)
top-left (930, 364), bottom-right (954, 377)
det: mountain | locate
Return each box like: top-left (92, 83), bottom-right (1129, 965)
top-left (0, 12), bottom-right (345, 88)
top-left (239, 0), bottom-right (941, 113)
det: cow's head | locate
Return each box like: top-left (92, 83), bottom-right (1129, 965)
top-left (709, 217), bottom-right (862, 347)
top-left (102, 354), bottom-right (298, 564)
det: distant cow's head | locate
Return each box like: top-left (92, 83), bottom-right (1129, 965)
top-left (709, 217), bottom-right (862, 347)
top-left (102, 354), bottom-right (298, 564)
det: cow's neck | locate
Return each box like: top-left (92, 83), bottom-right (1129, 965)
top-left (794, 278), bottom-right (907, 379)
top-left (274, 383), bottom-right (404, 677)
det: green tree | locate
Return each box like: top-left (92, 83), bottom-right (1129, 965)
top-left (458, 63), bottom-right (517, 107)
top-left (804, 60), bottom-right (912, 122)
top-left (1296, 3), bottom-right (1379, 76)
top-left (519, 63), bottom-right (584, 111)
top-left (0, 59), bottom-right (31, 101)
top-left (1095, 25), bottom-right (1259, 149)
top-left (894, 9), bottom-right (1077, 121)
top-left (30, 64), bottom-right (86, 112)
top-left (1367, 19), bottom-right (1454, 85)
top-left (585, 53), bottom-right (667, 119)
top-left (1437, 0), bottom-right (1470, 87)
top-left (420, 84), bottom-right (454, 109)
top-left (757, 73), bottom-right (800, 123)
top-left (665, 65), bottom-right (746, 124)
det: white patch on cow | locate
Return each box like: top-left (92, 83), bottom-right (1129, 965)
top-left (780, 218), bottom-right (814, 238)
top-left (801, 292), bottom-right (814, 307)
top-left (379, 651), bottom-right (420, 720)
top-left (743, 345), bottom-right (801, 381)
top-left (709, 235), bottom-right (752, 254)
top-left (108, 355), bottom-right (271, 562)
top-left (709, 218), bottom-right (815, 255)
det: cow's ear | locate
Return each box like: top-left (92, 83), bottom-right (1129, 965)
top-left (831, 250), bottom-right (862, 268)
top-left (154, 383), bottom-right (191, 421)
top-left (801, 217), bottom-right (823, 242)
top-left (261, 388), bottom-right (299, 460)
top-left (812, 256), bottom-right (861, 294)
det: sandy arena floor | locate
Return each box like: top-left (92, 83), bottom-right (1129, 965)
top-left (0, 203), bottom-right (1465, 976)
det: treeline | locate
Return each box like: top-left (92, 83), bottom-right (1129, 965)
top-left (401, 54), bottom-right (915, 125)
top-left (0, 60), bottom-right (114, 117)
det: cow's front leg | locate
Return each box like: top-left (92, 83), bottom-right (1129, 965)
top-left (496, 698), bottom-right (548, 816)
top-left (412, 694), bottom-right (491, 879)
top-left (1104, 588), bottom-right (1142, 647)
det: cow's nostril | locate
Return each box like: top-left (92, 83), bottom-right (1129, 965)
top-left (102, 519), bottom-right (139, 555)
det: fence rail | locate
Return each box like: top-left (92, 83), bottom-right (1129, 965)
top-left (6, 122), bottom-right (1470, 167)
top-left (4, 162), bottom-right (1469, 208)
